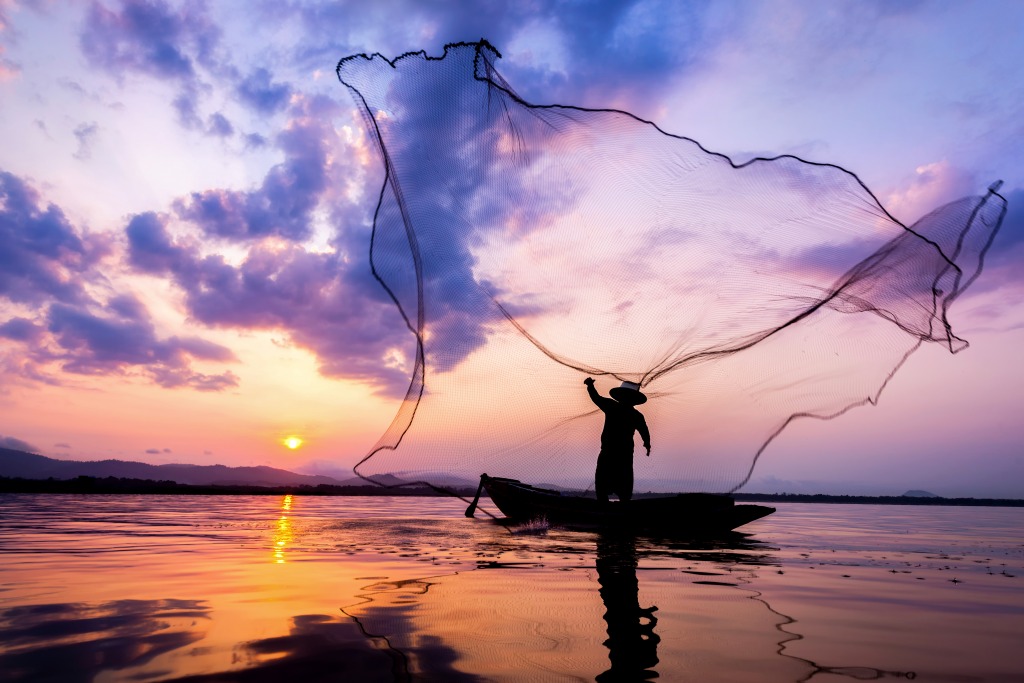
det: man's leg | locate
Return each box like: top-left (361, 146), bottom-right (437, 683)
top-left (595, 452), bottom-right (611, 503)
top-left (601, 454), bottom-right (632, 502)
top-left (616, 454), bottom-right (634, 502)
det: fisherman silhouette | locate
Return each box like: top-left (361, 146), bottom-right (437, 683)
top-left (584, 378), bottom-right (651, 503)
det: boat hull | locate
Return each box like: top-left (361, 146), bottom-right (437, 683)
top-left (479, 475), bottom-right (774, 534)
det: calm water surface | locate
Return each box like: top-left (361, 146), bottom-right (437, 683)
top-left (0, 494), bottom-right (1021, 682)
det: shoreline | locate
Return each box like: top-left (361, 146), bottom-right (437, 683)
top-left (1, 476), bottom-right (1022, 507)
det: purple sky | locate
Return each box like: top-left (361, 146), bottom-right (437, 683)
top-left (0, 1), bottom-right (1021, 497)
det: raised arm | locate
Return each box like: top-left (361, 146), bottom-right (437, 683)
top-left (584, 377), bottom-right (614, 409)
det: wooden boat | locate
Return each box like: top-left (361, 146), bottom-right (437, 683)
top-left (467, 474), bottom-right (775, 534)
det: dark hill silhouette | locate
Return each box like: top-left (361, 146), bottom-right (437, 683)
top-left (0, 447), bottom-right (364, 488)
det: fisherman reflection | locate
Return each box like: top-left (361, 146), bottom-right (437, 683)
top-left (595, 532), bottom-right (659, 681)
top-left (584, 378), bottom-right (651, 503)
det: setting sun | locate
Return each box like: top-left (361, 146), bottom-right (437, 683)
top-left (283, 436), bottom-right (303, 450)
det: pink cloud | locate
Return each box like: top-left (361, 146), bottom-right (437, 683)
top-left (883, 160), bottom-right (977, 225)
top-left (0, 170), bottom-right (239, 392)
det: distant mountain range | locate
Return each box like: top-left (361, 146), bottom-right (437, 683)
top-left (0, 447), bottom-right (378, 488)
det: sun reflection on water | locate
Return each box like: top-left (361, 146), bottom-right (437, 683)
top-left (273, 494), bottom-right (293, 563)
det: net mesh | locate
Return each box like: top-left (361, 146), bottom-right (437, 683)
top-left (337, 41), bottom-right (1007, 494)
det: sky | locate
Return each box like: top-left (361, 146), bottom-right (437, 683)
top-left (0, 0), bottom-right (1022, 497)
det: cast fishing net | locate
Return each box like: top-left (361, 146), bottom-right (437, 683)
top-left (337, 41), bottom-right (1006, 495)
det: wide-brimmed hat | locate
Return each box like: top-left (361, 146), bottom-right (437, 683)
top-left (609, 381), bottom-right (647, 405)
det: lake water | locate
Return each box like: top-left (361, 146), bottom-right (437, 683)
top-left (0, 494), bottom-right (1021, 682)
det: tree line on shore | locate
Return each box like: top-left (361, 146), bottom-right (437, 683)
top-left (1, 475), bottom-right (1021, 507)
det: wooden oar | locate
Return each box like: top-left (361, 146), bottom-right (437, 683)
top-left (465, 473), bottom-right (488, 517)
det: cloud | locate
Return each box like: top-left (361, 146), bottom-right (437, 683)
top-left (205, 111), bottom-right (233, 138)
top-left (991, 188), bottom-right (1024, 253)
top-left (45, 297), bottom-right (239, 390)
top-left (884, 175), bottom-right (1022, 289)
top-left (244, 132), bottom-right (268, 149)
top-left (72, 121), bottom-right (99, 160)
top-left (883, 160), bottom-right (977, 226)
top-left (0, 170), bottom-right (106, 306)
top-left (0, 317), bottom-right (44, 342)
top-left (171, 86), bottom-right (203, 128)
top-left (125, 62), bottom-right (536, 394)
top-left (124, 211), bottom-right (192, 273)
top-left (0, 48), bottom-right (17, 82)
top-left (128, 215), bottom-right (412, 393)
top-left (0, 434), bottom-right (38, 452)
top-left (80, 0), bottom-right (221, 81)
top-left (173, 94), bottom-right (341, 241)
top-left (961, 187), bottom-right (1024, 296)
top-left (0, 171), bottom-right (239, 392)
top-left (80, 0), bottom-right (223, 127)
top-left (280, 0), bottom-right (729, 116)
top-left (0, 0), bottom-right (20, 81)
top-left (77, 1), bottom-right (297, 131)
top-left (236, 66), bottom-right (292, 114)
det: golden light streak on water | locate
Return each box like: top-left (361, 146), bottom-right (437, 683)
top-left (273, 494), bottom-right (294, 563)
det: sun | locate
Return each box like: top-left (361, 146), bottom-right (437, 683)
top-left (283, 436), bottom-right (303, 450)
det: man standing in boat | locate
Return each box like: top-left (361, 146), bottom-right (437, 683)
top-left (584, 377), bottom-right (651, 503)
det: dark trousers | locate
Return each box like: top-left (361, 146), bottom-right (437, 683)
top-left (595, 449), bottom-right (633, 502)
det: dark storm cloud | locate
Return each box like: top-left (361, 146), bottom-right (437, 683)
top-left (0, 170), bottom-right (104, 306)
